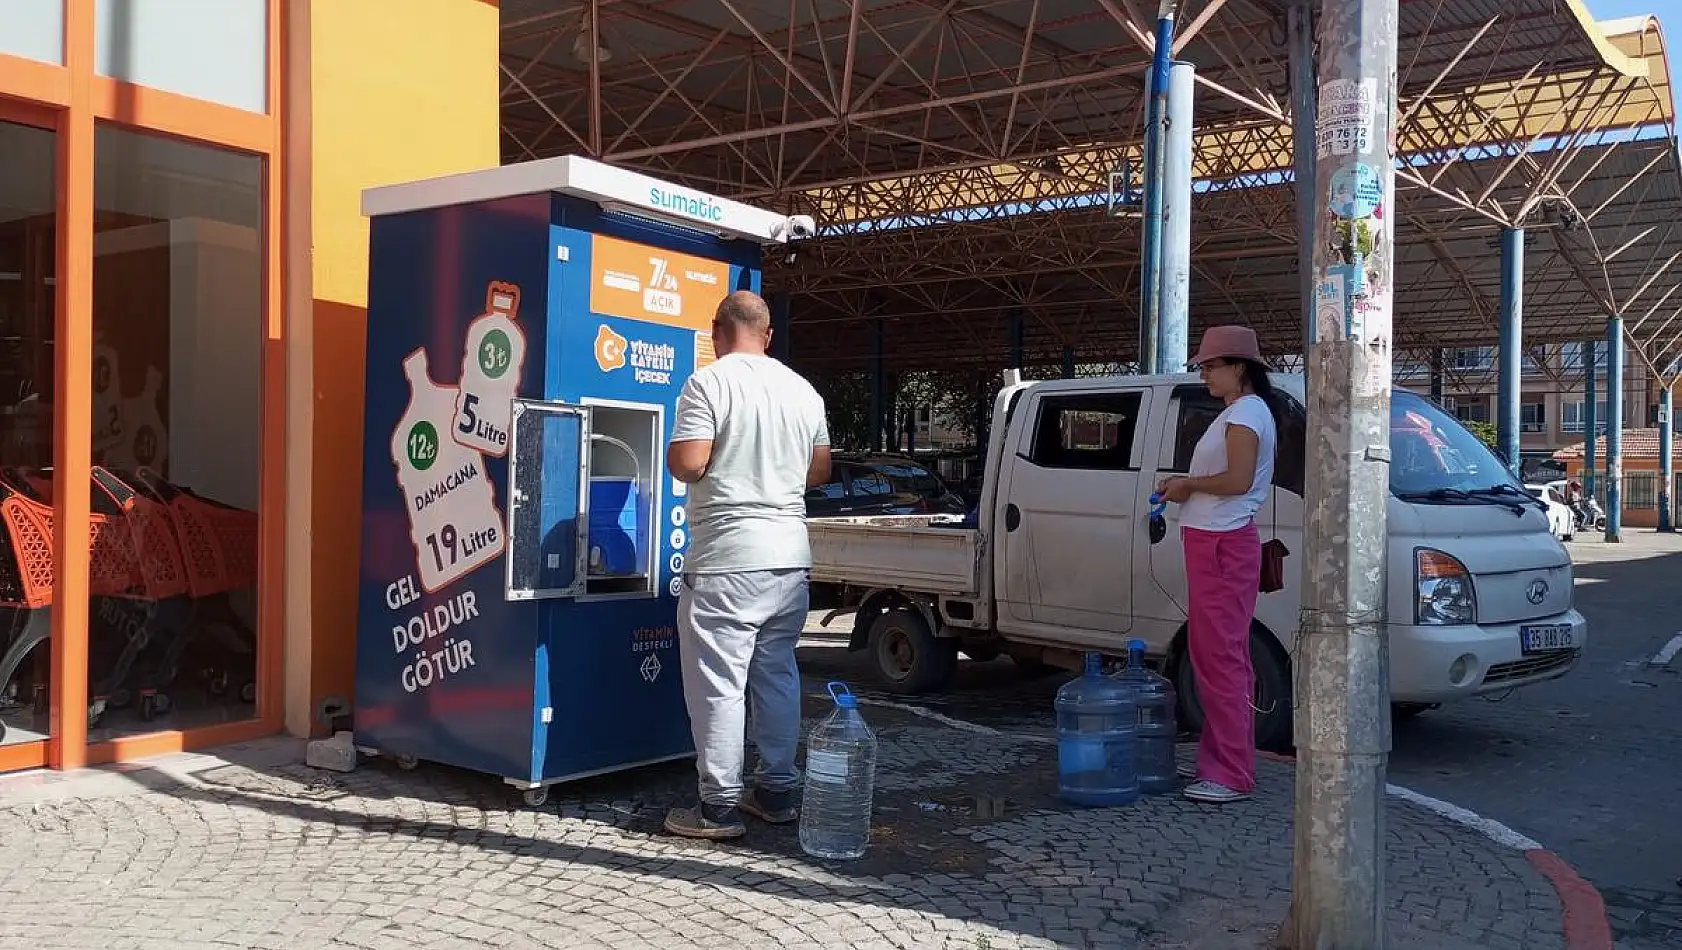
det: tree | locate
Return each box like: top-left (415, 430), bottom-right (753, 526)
top-left (1463, 419), bottom-right (1498, 452)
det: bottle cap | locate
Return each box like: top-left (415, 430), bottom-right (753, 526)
top-left (1128, 638), bottom-right (1146, 654)
top-left (827, 681), bottom-right (859, 709)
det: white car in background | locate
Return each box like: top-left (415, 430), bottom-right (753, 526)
top-left (1526, 483), bottom-right (1575, 541)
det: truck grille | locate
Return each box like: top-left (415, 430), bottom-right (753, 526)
top-left (1484, 650), bottom-right (1579, 685)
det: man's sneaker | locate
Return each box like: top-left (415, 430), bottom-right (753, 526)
top-left (663, 802), bottom-right (746, 840)
top-left (1183, 780), bottom-right (1251, 804)
top-left (1176, 762), bottom-right (1198, 780)
top-left (739, 786), bottom-right (800, 824)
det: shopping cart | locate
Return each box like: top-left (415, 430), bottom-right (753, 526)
top-left (118, 468), bottom-right (259, 713)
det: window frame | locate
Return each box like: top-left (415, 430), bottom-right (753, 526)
top-left (1025, 389), bottom-right (1146, 472)
top-left (1165, 384), bottom-right (1306, 497)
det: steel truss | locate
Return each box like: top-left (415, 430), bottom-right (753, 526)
top-left (498, 1), bottom-right (1682, 391)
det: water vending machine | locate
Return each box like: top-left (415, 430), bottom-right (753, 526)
top-left (352, 156), bottom-right (811, 805)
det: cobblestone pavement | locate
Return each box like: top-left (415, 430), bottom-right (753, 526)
top-left (0, 686), bottom-right (1568, 950)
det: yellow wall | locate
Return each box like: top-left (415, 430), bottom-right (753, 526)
top-left (286, 0), bottom-right (501, 736)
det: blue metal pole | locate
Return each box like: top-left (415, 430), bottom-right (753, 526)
top-left (1497, 228), bottom-right (1523, 472)
top-left (1288, 0), bottom-right (1318, 359)
top-left (1660, 376), bottom-right (1674, 532)
top-left (1584, 340), bottom-right (1597, 500)
top-left (1138, 6), bottom-right (1178, 374)
top-left (1157, 60), bottom-right (1195, 374)
top-left (1606, 318), bottom-right (1624, 542)
top-left (769, 291), bottom-right (791, 362)
top-left (871, 320), bottom-right (885, 453)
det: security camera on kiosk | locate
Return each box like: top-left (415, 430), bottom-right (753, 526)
top-left (773, 215), bottom-right (817, 242)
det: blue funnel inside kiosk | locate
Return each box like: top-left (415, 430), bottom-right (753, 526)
top-left (351, 155), bottom-right (805, 805)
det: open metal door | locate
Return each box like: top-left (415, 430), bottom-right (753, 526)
top-left (506, 399), bottom-right (591, 600)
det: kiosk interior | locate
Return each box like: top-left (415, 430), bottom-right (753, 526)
top-left (353, 156), bottom-right (807, 804)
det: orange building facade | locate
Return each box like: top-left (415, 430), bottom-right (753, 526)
top-left (0, 0), bottom-right (502, 774)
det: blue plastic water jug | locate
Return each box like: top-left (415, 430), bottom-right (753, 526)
top-left (1055, 652), bottom-right (1139, 807)
top-left (799, 682), bottom-right (879, 860)
top-left (1115, 639), bottom-right (1178, 794)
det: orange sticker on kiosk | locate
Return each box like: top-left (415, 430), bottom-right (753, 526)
top-left (695, 333), bottom-right (717, 369)
top-left (590, 234), bottom-right (731, 332)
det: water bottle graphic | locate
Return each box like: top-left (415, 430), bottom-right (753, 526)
top-left (103, 365), bottom-right (170, 475)
top-left (91, 337), bottom-right (124, 461)
top-left (391, 349), bottom-right (505, 592)
top-left (454, 281), bottom-right (528, 457)
top-left (1115, 639), bottom-right (1177, 794)
top-left (799, 682), bottom-right (878, 861)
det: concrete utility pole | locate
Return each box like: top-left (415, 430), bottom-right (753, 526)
top-left (1279, 0), bottom-right (1397, 946)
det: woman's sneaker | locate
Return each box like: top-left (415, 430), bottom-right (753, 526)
top-left (1183, 780), bottom-right (1251, 804)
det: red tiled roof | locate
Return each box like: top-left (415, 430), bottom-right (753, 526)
top-left (1552, 429), bottom-right (1682, 461)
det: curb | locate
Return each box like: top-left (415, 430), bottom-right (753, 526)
top-left (1261, 750), bottom-right (1613, 950)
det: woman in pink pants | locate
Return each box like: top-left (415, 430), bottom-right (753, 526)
top-left (1157, 325), bottom-right (1278, 804)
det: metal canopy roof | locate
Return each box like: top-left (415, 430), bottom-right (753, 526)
top-left (499, 1), bottom-right (1682, 379)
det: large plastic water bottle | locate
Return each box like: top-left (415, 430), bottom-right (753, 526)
top-left (799, 682), bottom-right (878, 860)
top-left (1055, 652), bottom-right (1139, 807)
top-left (1115, 638), bottom-right (1178, 794)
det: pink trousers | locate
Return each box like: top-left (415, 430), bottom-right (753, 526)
top-left (1183, 522), bottom-right (1261, 792)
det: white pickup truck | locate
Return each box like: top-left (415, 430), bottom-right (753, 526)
top-left (808, 372), bottom-right (1587, 750)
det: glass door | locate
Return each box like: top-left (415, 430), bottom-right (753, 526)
top-left (0, 110), bottom-right (59, 769)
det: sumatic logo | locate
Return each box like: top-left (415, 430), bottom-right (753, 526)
top-left (648, 186), bottom-right (725, 222)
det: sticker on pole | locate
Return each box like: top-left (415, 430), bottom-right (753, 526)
top-left (1316, 78), bottom-right (1376, 158)
top-left (1329, 164), bottom-right (1383, 220)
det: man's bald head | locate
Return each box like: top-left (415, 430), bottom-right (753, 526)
top-left (712, 290), bottom-right (774, 355)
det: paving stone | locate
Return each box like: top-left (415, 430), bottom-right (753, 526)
top-left (0, 681), bottom-right (1575, 950)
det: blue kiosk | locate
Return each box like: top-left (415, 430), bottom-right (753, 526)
top-left (353, 156), bottom-right (808, 805)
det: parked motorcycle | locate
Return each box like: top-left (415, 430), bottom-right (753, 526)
top-left (1574, 498), bottom-right (1606, 532)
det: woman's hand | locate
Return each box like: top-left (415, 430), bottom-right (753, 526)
top-left (1158, 476), bottom-right (1194, 504)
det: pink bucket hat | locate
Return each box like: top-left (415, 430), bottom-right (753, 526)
top-left (1189, 324), bottom-right (1263, 367)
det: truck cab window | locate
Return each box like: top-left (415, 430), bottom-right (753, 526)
top-left (1029, 391), bottom-right (1143, 470)
top-left (1170, 386), bottom-right (1306, 496)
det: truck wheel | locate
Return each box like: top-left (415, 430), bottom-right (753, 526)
top-left (871, 608), bottom-right (957, 695)
top-left (1174, 626), bottom-right (1294, 753)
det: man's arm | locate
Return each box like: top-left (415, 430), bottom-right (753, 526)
top-left (807, 398), bottom-right (833, 488)
top-left (667, 378), bottom-right (715, 484)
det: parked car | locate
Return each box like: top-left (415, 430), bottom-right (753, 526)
top-left (805, 454), bottom-right (969, 519)
top-left (1525, 483), bottom-right (1575, 541)
top-left (808, 372), bottom-right (1585, 751)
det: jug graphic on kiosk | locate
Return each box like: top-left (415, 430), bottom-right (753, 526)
top-left (454, 281), bottom-right (528, 457)
top-left (391, 349), bottom-right (505, 593)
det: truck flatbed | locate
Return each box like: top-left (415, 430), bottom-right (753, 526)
top-left (807, 515), bottom-right (981, 596)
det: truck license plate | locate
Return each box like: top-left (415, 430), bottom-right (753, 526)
top-left (1520, 624), bottom-right (1576, 654)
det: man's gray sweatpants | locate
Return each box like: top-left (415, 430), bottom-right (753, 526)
top-left (676, 568), bottom-right (809, 806)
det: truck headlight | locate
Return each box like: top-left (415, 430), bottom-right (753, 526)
top-left (1416, 548), bottom-right (1475, 625)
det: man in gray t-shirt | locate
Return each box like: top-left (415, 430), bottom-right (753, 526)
top-left (663, 290), bottom-right (830, 840)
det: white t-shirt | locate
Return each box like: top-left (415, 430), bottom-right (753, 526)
top-left (1177, 394), bottom-right (1276, 533)
top-left (670, 353), bottom-right (830, 573)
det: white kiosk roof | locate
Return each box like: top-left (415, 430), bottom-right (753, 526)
top-left (361, 155), bottom-right (800, 245)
